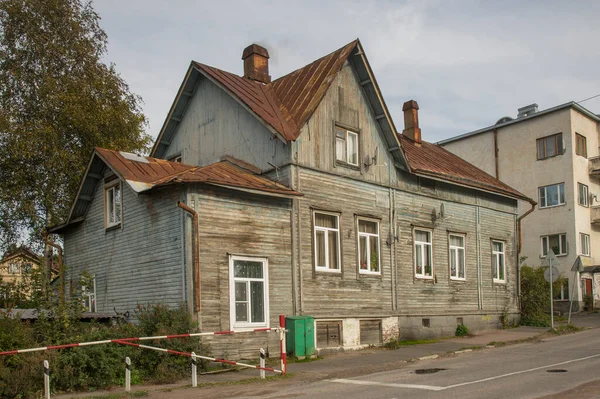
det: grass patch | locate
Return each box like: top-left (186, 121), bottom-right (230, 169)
top-left (384, 338), bottom-right (439, 350)
top-left (551, 324), bottom-right (584, 335)
top-left (73, 391), bottom-right (149, 399)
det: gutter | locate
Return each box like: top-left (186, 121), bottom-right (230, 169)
top-left (177, 201), bottom-right (201, 317)
top-left (517, 200), bottom-right (537, 256)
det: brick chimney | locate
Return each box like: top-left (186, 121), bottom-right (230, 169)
top-left (242, 44), bottom-right (271, 84)
top-left (402, 100), bottom-right (421, 145)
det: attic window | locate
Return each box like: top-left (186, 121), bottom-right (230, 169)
top-left (335, 126), bottom-right (359, 167)
top-left (105, 181), bottom-right (122, 229)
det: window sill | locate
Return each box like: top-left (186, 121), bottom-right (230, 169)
top-left (539, 204), bottom-right (566, 210)
top-left (415, 276), bottom-right (434, 281)
top-left (493, 279), bottom-right (507, 285)
top-left (359, 270), bottom-right (382, 277)
top-left (335, 161), bottom-right (361, 171)
top-left (105, 223), bottom-right (121, 232)
top-left (315, 268), bottom-right (342, 274)
top-left (540, 254), bottom-right (567, 258)
top-left (232, 324), bottom-right (269, 331)
top-left (537, 153), bottom-right (564, 161)
top-left (450, 278), bottom-right (467, 282)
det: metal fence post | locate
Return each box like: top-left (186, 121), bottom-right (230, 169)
top-left (125, 357), bottom-right (131, 392)
top-left (260, 348), bottom-right (266, 379)
top-left (43, 360), bottom-right (50, 399)
top-left (191, 352), bottom-right (198, 387)
top-left (279, 315), bottom-right (287, 374)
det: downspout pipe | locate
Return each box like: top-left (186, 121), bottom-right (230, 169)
top-left (177, 201), bottom-right (200, 315)
top-left (45, 237), bottom-right (64, 304)
top-left (516, 199), bottom-right (537, 305)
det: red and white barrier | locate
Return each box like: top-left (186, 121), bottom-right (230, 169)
top-left (0, 315), bottom-right (289, 377)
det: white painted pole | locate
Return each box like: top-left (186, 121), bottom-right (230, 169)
top-left (550, 259), bottom-right (554, 329)
top-left (260, 348), bottom-right (266, 379)
top-left (568, 271), bottom-right (578, 324)
top-left (191, 352), bottom-right (197, 387)
top-left (125, 357), bottom-right (131, 392)
top-left (43, 360), bottom-right (50, 399)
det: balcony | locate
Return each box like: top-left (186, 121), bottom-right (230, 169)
top-left (591, 206), bottom-right (600, 224)
top-left (589, 156), bottom-right (600, 176)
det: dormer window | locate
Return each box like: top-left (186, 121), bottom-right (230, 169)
top-left (105, 181), bottom-right (122, 229)
top-left (335, 126), bottom-right (359, 167)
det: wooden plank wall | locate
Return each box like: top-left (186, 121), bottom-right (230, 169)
top-left (63, 169), bottom-right (185, 315)
top-left (190, 185), bottom-right (293, 358)
top-left (162, 77), bottom-right (291, 172)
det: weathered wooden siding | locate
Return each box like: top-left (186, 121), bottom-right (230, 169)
top-left (63, 168), bottom-right (185, 315)
top-left (162, 76), bottom-right (291, 174)
top-left (297, 168), bottom-right (395, 317)
top-left (188, 186), bottom-right (293, 358)
top-left (295, 61), bottom-right (398, 187)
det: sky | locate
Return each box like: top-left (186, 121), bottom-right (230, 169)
top-left (93, 0), bottom-right (600, 144)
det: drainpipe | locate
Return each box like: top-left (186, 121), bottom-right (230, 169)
top-left (45, 237), bottom-right (64, 305)
top-left (177, 201), bottom-right (200, 318)
top-left (516, 200), bottom-right (537, 303)
top-left (493, 129), bottom-right (499, 179)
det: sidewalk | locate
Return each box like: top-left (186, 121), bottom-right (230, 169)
top-left (58, 312), bottom-right (600, 398)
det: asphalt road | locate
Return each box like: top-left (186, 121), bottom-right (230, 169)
top-left (237, 328), bottom-right (600, 399)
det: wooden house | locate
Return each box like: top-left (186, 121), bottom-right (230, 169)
top-left (51, 40), bottom-right (533, 357)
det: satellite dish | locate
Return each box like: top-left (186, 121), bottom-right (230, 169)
top-left (495, 116), bottom-right (514, 125)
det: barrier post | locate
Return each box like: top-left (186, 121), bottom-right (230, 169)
top-left (191, 352), bottom-right (198, 387)
top-left (259, 348), bottom-right (266, 379)
top-left (125, 357), bottom-right (131, 392)
top-left (43, 360), bottom-right (50, 399)
top-left (279, 315), bottom-right (287, 374)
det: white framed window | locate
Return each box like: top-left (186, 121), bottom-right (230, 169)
top-left (229, 256), bottom-right (269, 329)
top-left (335, 126), bottom-right (359, 166)
top-left (580, 233), bottom-right (590, 256)
top-left (105, 181), bottom-right (122, 228)
top-left (492, 240), bottom-right (505, 283)
top-left (538, 183), bottom-right (565, 208)
top-left (8, 263), bottom-right (19, 274)
top-left (414, 229), bottom-right (433, 279)
top-left (82, 275), bottom-right (97, 312)
top-left (314, 212), bottom-right (341, 272)
top-left (449, 234), bottom-right (466, 280)
top-left (554, 279), bottom-right (570, 300)
top-left (578, 183), bottom-right (589, 207)
top-left (358, 218), bottom-right (380, 275)
top-left (541, 234), bottom-right (567, 257)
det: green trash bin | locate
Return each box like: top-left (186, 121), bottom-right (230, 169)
top-left (285, 316), bottom-right (315, 357)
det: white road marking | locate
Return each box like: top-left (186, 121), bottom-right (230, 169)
top-left (327, 353), bottom-right (600, 392)
top-left (445, 353), bottom-right (600, 389)
top-left (328, 379), bottom-right (444, 391)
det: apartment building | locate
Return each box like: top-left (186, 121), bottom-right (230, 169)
top-left (439, 102), bottom-right (600, 311)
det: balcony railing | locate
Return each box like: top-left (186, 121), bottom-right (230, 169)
top-left (591, 206), bottom-right (600, 224)
top-left (589, 156), bottom-right (600, 176)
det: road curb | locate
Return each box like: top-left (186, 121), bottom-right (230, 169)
top-left (418, 354), bottom-right (439, 361)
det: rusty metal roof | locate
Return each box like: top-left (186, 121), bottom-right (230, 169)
top-left (96, 148), bottom-right (302, 197)
top-left (193, 62), bottom-right (299, 141)
top-left (270, 41), bottom-right (357, 133)
top-left (399, 135), bottom-right (532, 202)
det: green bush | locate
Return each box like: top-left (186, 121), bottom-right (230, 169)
top-left (0, 305), bottom-right (210, 398)
top-left (520, 265), bottom-right (565, 327)
top-left (584, 294), bottom-right (594, 310)
top-left (455, 324), bottom-right (469, 337)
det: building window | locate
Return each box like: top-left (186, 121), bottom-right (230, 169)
top-left (541, 234), bottom-right (567, 257)
top-left (8, 263), bottom-right (19, 274)
top-left (492, 240), bottom-right (505, 283)
top-left (82, 275), bottom-right (97, 312)
top-left (536, 133), bottom-right (563, 160)
top-left (229, 256), bottom-right (268, 329)
top-left (335, 126), bottom-right (359, 166)
top-left (449, 234), bottom-right (466, 280)
top-left (414, 229), bottom-right (433, 279)
top-left (575, 133), bottom-right (587, 158)
top-left (314, 212), bottom-right (341, 272)
top-left (358, 219), bottom-right (380, 274)
top-left (580, 233), bottom-right (590, 256)
top-left (538, 183), bottom-right (565, 208)
top-left (554, 279), bottom-right (570, 300)
top-left (578, 183), bottom-right (589, 207)
top-left (22, 263), bottom-right (32, 274)
top-left (105, 182), bottom-right (122, 228)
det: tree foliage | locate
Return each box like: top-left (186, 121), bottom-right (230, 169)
top-left (0, 0), bottom-right (150, 249)
top-left (520, 264), bottom-right (566, 326)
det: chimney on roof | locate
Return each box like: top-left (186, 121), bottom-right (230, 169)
top-left (242, 44), bottom-right (271, 84)
top-left (402, 100), bottom-right (422, 145)
top-left (517, 103), bottom-right (538, 118)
